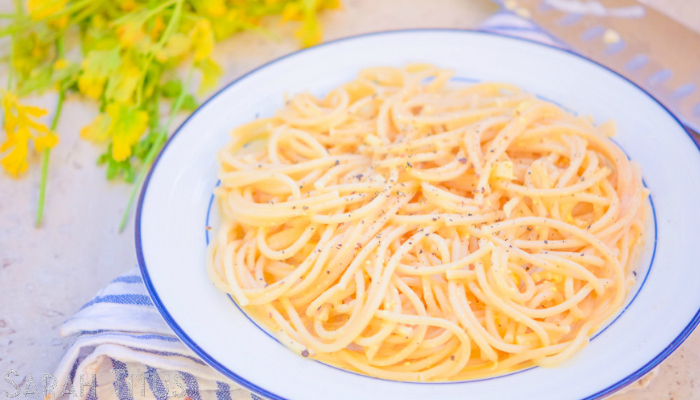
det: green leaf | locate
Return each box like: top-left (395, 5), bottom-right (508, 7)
top-left (161, 79), bottom-right (182, 98)
top-left (123, 162), bottom-right (136, 183)
top-left (97, 151), bottom-right (110, 165)
top-left (106, 157), bottom-right (118, 180)
top-left (180, 93), bottom-right (198, 111)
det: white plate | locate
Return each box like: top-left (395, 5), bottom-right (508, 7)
top-left (136, 30), bottom-right (700, 400)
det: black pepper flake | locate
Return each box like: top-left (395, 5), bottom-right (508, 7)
top-left (458, 158), bottom-right (467, 164)
top-left (544, 240), bottom-right (549, 244)
top-left (302, 206), bottom-right (309, 210)
top-left (526, 227), bottom-right (532, 231)
top-left (633, 271), bottom-right (637, 277)
top-left (301, 350), bottom-right (310, 357)
top-left (334, 160), bottom-right (340, 166)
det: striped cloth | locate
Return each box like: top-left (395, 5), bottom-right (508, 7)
top-left (54, 13), bottom-right (563, 400)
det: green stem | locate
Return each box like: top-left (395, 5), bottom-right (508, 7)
top-left (36, 88), bottom-right (64, 227)
top-left (36, 36), bottom-right (66, 227)
top-left (135, 0), bottom-right (184, 106)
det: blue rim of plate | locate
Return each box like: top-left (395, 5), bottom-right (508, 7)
top-left (136, 28), bottom-right (700, 400)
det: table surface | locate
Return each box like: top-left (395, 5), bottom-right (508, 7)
top-left (1, 0), bottom-right (699, 399)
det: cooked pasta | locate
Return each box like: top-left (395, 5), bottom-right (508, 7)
top-left (206, 64), bottom-right (648, 381)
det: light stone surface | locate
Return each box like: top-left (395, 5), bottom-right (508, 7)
top-left (0, 0), bottom-right (698, 398)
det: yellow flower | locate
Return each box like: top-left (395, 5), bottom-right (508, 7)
top-left (110, 105), bottom-right (148, 161)
top-left (150, 16), bottom-right (166, 41)
top-left (190, 19), bottom-right (215, 62)
top-left (80, 104), bottom-right (148, 161)
top-left (53, 59), bottom-right (69, 70)
top-left (0, 91), bottom-right (58, 178)
top-left (105, 54), bottom-right (141, 103)
top-left (34, 130), bottom-right (59, 152)
top-left (26, 0), bottom-right (68, 20)
top-left (282, 2), bottom-right (303, 22)
top-left (78, 48), bottom-right (120, 100)
top-left (116, 21), bottom-right (145, 48)
top-left (1, 134), bottom-right (29, 177)
top-left (296, 18), bottom-right (322, 48)
top-left (317, 0), bottom-right (341, 10)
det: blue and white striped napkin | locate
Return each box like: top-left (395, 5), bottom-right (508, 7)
top-left (53, 14), bottom-right (564, 400)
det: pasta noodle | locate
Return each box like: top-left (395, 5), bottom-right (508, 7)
top-left (206, 64), bottom-right (648, 381)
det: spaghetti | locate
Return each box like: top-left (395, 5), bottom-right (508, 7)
top-left (206, 64), bottom-right (648, 381)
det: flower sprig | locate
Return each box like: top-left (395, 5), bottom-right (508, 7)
top-left (0, 0), bottom-right (340, 228)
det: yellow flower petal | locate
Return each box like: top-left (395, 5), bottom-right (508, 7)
top-left (0, 90), bottom-right (56, 177)
top-left (18, 104), bottom-right (48, 118)
top-left (53, 59), bottom-right (69, 70)
top-left (282, 3), bottom-right (303, 22)
top-left (1, 141), bottom-right (29, 178)
top-left (296, 18), bottom-right (322, 48)
top-left (190, 19), bottom-right (215, 62)
top-left (34, 132), bottom-right (59, 152)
